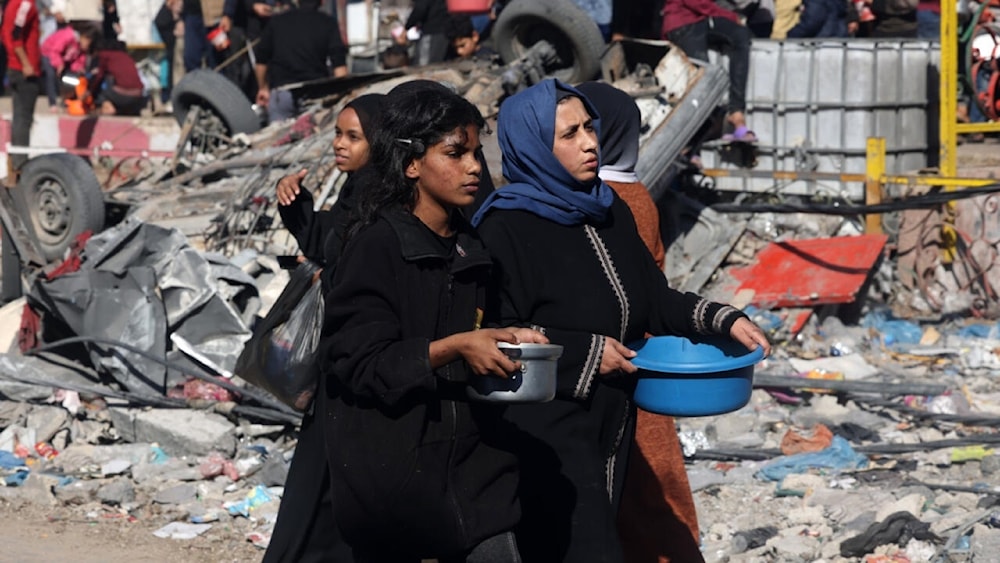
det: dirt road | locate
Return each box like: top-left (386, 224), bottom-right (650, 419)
top-left (0, 498), bottom-right (262, 563)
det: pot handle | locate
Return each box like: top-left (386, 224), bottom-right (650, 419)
top-left (499, 347), bottom-right (523, 360)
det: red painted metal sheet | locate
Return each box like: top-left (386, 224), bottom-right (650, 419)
top-left (728, 234), bottom-right (889, 308)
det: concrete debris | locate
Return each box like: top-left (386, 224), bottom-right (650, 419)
top-left (4, 300), bottom-right (999, 559)
top-left (108, 408), bottom-right (237, 458)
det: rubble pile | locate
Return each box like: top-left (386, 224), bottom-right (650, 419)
top-left (3, 292), bottom-right (1000, 561)
top-left (0, 398), bottom-right (290, 550)
top-left (685, 311), bottom-right (1000, 562)
top-left (6, 149), bottom-right (1000, 561)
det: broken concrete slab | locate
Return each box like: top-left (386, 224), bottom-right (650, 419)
top-left (131, 457), bottom-right (202, 483)
top-left (26, 405), bottom-right (70, 444)
top-left (109, 408), bottom-right (236, 457)
top-left (153, 483), bottom-right (199, 505)
top-left (97, 478), bottom-right (136, 506)
top-left (54, 479), bottom-right (101, 505)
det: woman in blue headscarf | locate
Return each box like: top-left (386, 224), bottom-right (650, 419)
top-left (474, 79), bottom-right (771, 562)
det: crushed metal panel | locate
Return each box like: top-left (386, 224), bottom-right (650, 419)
top-left (634, 46), bottom-right (729, 201)
top-left (660, 189), bottom-right (747, 293)
top-left (725, 234), bottom-right (888, 308)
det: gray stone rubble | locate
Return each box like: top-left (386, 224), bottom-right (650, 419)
top-left (2, 298), bottom-right (1000, 560)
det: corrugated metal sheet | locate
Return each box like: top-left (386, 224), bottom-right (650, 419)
top-left (702, 39), bottom-right (939, 199)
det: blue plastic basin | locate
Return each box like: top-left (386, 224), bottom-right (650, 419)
top-left (628, 334), bottom-right (765, 417)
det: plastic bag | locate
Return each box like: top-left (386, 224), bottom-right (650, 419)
top-left (235, 260), bottom-right (323, 411)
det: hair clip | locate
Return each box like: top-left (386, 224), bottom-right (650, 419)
top-left (395, 138), bottom-right (426, 153)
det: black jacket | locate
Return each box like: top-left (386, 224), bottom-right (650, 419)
top-left (278, 174), bottom-right (357, 272)
top-left (255, 6), bottom-right (346, 88)
top-left (319, 206), bottom-right (519, 557)
top-left (405, 0), bottom-right (451, 34)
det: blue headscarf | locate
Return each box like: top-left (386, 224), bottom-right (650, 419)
top-left (471, 79), bottom-right (615, 227)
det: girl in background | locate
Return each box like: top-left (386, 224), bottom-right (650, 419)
top-left (276, 93), bottom-right (386, 271)
top-left (264, 93), bottom-right (386, 563)
top-left (39, 8), bottom-right (84, 112)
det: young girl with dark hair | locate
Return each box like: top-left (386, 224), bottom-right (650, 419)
top-left (264, 93), bottom-right (386, 563)
top-left (320, 85), bottom-right (545, 561)
top-left (276, 93), bottom-right (386, 270)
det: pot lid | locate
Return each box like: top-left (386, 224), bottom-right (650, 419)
top-left (628, 335), bottom-right (764, 374)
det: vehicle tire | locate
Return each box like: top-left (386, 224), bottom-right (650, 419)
top-left (19, 153), bottom-right (106, 262)
top-left (172, 69), bottom-right (261, 135)
top-left (492, 0), bottom-right (605, 83)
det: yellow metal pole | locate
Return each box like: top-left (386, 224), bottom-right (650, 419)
top-left (865, 137), bottom-right (886, 234)
top-left (940, 0), bottom-right (958, 178)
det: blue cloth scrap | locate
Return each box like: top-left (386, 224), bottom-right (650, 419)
top-left (0, 450), bottom-right (26, 469)
top-left (4, 469), bottom-right (29, 487)
top-left (861, 310), bottom-right (922, 347)
top-left (149, 445), bottom-right (170, 464)
top-left (757, 436), bottom-right (869, 482)
top-left (957, 322), bottom-right (1000, 339)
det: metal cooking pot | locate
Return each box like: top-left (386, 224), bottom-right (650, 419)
top-left (466, 343), bottom-right (563, 403)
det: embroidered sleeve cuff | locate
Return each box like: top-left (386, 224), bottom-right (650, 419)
top-left (573, 334), bottom-right (604, 399)
top-left (693, 300), bottom-right (748, 336)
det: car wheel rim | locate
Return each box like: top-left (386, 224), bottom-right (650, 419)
top-left (34, 176), bottom-right (71, 245)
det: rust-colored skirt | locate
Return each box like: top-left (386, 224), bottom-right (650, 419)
top-left (617, 409), bottom-right (704, 563)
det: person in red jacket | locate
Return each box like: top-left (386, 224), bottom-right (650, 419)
top-left (79, 26), bottom-right (148, 116)
top-left (662, 0), bottom-right (757, 142)
top-left (1, 0), bottom-right (42, 172)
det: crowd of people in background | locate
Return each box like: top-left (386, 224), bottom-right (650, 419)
top-left (1, 0), bottom-right (144, 126)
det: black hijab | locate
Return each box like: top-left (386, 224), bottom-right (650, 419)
top-left (575, 81), bottom-right (641, 184)
top-left (343, 93), bottom-right (386, 141)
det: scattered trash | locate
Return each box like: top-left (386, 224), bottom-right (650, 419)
top-left (758, 436), bottom-right (869, 482)
top-left (224, 484), bottom-right (273, 517)
top-left (4, 469), bottom-right (29, 486)
top-left (678, 430), bottom-right (711, 457)
top-left (780, 424), bottom-right (834, 455)
top-left (0, 450), bottom-right (26, 469)
top-left (199, 452), bottom-right (239, 481)
top-left (34, 441), bottom-right (58, 460)
top-left (952, 446), bottom-right (994, 463)
top-left (731, 525), bottom-right (778, 553)
top-left (190, 511), bottom-right (222, 524)
top-left (152, 522), bottom-right (214, 540)
top-left (839, 511), bottom-right (942, 558)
